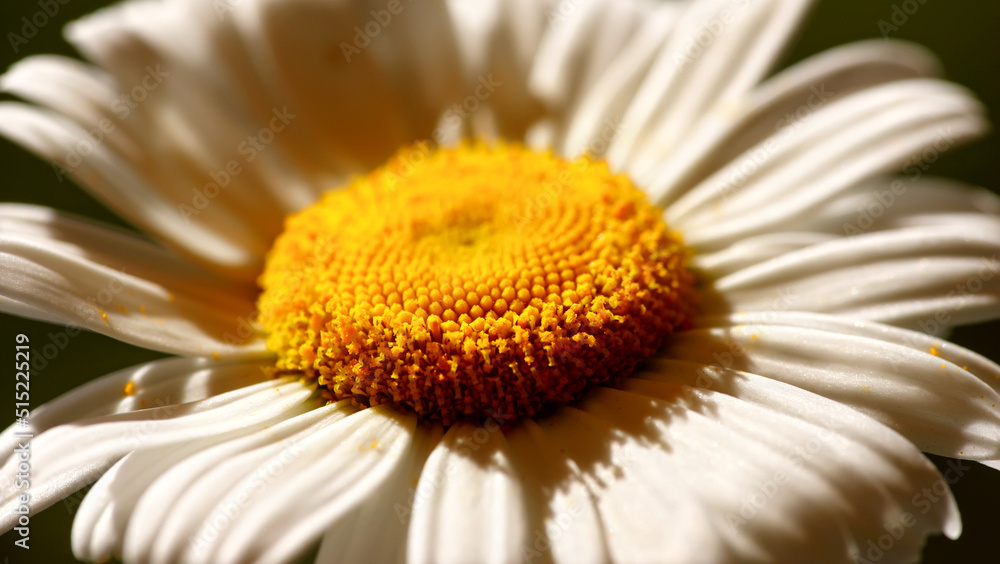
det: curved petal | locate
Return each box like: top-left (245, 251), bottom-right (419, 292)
top-left (620, 365), bottom-right (961, 559)
top-left (407, 422), bottom-right (529, 564)
top-left (314, 423), bottom-right (442, 564)
top-left (663, 319), bottom-right (1000, 459)
top-left (671, 80), bottom-right (988, 250)
top-left (607, 0), bottom-right (815, 183)
top-left (0, 357), bottom-right (272, 462)
top-left (558, 1), bottom-right (683, 157)
top-left (691, 177), bottom-right (1000, 278)
top-left (535, 402), bottom-right (730, 563)
top-left (0, 232), bottom-right (267, 357)
top-left (124, 401), bottom-right (356, 564)
top-left (691, 231), bottom-right (837, 278)
top-left (695, 311), bottom-right (1000, 397)
top-left (0, 204), bottom-right (256, 304)
top-left (646, 39), bottom-right (941, 206)
top-left (182, 406), bottom-right (418, 564)
top-left (231, 0), bottom-right (463, 167)
top-left (0, 102), bottom-right (265, 279)
top-left (501, 419), bottom-right (611, 564)
top-left (702, 224), bottom-right (1000, 332)
top-left (0, 377), bottom-right (313, 534)
top-left (737, 175), bottom-right (1000, 242)
top-left (527, 0), bottom-right (656, 148)
top-left (456, 0), bottom-right (555, 139)
top-left (1, 0), bottom-right (466, 279)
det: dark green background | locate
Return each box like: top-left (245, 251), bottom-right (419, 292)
top-left (0, 0), bottom-right (998, 562)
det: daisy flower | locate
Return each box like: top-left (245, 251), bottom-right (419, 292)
top-left (2, 0), bottom-right (1000, 562)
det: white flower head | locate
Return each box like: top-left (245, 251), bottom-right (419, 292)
top-left (1, 0), bottom-right (999, 563)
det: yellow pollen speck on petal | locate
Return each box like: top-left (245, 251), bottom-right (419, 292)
top-left (212, 352), bottom-right (221, 362)
top-left (930, 347), bottom-right (939, 356)
top-left (123, 380), bottom-right (135, 396)
top-left (257, 142), bottom-right (697, 424)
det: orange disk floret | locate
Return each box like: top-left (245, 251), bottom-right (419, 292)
top-left (257, 141), bottom-right (696, 424)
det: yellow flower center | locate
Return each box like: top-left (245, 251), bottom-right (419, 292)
top-left (257, 142), bottom-right (696, 424)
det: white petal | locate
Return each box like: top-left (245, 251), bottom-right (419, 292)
top-left (664, 320), bottom-right (1000, 459)
top-left (230, 0), bottom-right (462, 167)
top-left (528, 0), bottom-right (652, 123)
top-left (0, 204), bottom-right (256, 306)
top-left (608, 0), bottom-right (815, 182)
top-left (748, 175), bottom-right (1000, 241)
top-left (672, 80), bottom-right (987, 250)
top-left (183, 406), bottom-right (417, 564)
top-left (72, 393), bottom-right (308, 563)
top-left (125, 401), bottom-right (357, 564)
top-left (691, 231), bottom-right (837, 278)
top-left (315, 423), bottom-right (442, 564)
top-left (502, 419), bottom-right (610, 564)
top-left (0, 295), bottom-right (66, 325)
top-left (0, 231), bottom-right (267, 357)
top-left (64, 0), bottom-right (327, 212)
top-left (407, 422), bottom-right (528, 564)
top-left (616, 370), bottom-right (961, 559)
top-left (535, 402), bottom-right (728, 563)
top-left (696, 311), bottom-right (1000, 397)
top-left (0, 377), bottom-right (312, 533)
top-left (559, 1), bottom-right (683, 157)
top-left (0, 357), bottom-right (272, 461)
top-left (702, 225), bottom-right (1000, 332)
top-left (0, 102), bottom-right (265, 279)
top-left (647, 39), bottom-right (941, 206)
top-left (473, 0), bottom-right (554, 138)
top-left (690, 176), bottom-right (1000, 278)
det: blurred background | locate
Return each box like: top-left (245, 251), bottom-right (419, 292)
top-left (0, 0), bottom-right (997, 562)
